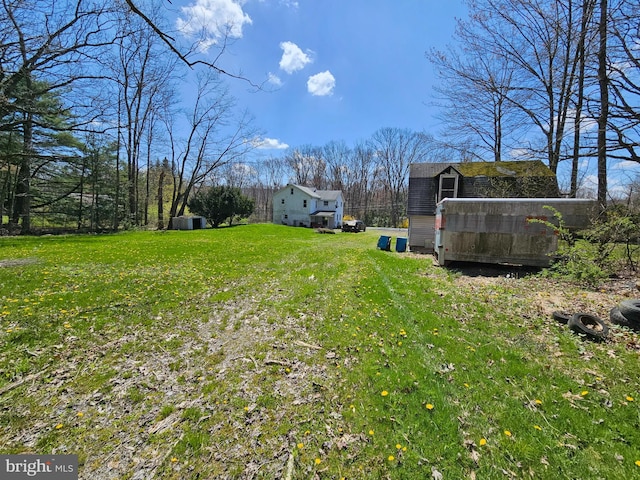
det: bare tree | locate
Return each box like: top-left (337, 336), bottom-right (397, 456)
top-left (606, 0), bottom-right (640, 164)
top-left (344, 142), bottom-right (376, 221)
top-left (164, 72), bottom-right (257, 225)
top-left (111, 7), bottom-right (176, 226)
top-left (283, 145), bottom-right (326, 188)
top-left (369, 128), bottom-right (432, 227)
top-left (323, 140), bottom-right (351, 190)
top-left (596, 0), bottom-right (609, 207)
top-left (429, 22), bottom-right (524, 162)
top-left (461, 0), bottom-right (596, 177)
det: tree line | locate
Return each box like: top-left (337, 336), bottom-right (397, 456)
top-left (1, 0), bottom-right (639, 234)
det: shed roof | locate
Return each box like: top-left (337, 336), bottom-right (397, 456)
top-left (410, 160), bottom-right (555, 179)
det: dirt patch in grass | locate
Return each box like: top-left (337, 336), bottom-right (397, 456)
top-left (0, 258), bottom-right (38, 268)
top-left (1, 284), bottom-right (332, 479)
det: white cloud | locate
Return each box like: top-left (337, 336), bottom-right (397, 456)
top-left (267, 72), bottom-right (283, 86)
top-left (177, 0), bottom-right (252, 52)
top-left (279, 41), bottom-right (312, 74)
top-left (252, 137), bottom-right (289, 149)
top-left (307, 71), bottom-right (335, 96)
top-left (612, 160), bottom-right (640, 172)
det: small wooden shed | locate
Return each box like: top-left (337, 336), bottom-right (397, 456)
top-left (407, 160), bottom-right (559, 253)
top-left (170, 216), bottom-right (207, 230)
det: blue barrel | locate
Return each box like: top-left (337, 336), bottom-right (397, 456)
top-left (396, 237), bottom-right (407, 252)
top-left (377, 236), bottom-right (391, 251)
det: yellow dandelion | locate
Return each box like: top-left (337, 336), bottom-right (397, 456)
top-left (170, 457), bottom-right (178, 463)
top-left (388, 455), bottom-right (395, 461)
top-left (581, 391), bottom-right (588, 396)
top-left (479, 438), bottom-right (487, 446)
top-left (504, 430), bottom-right (512, 437)
top-left (464, 383), bottom-right (470, 388)
top-left (368, 429), bottom-right (374, 435)
top-left (534, 425), bottom-right (542, 431)
top-left (304, 430), bottom-right (310, 435)
top-left (55, 424), bottom-right (63, 430)
top-left (77, 412), bottom-right (84, 417)
top-left (535, 399), bottom-right (543, 405)
top-left (395, 443), bottom-right (402, 450)
top-left (381, 390), bottom-right (389, 397)
top-left (297, 443), bottom-right (304, 449)
top-left (426, 403), bottom-right (434, 410)
top-left (626, 396), bottom-right (634, 402)
top-left (315, 458), bottom-right (321, 465)
top-left (635, 460), bottom-right (640, 467)
top-left (402, 446), bottom-right (407, 452)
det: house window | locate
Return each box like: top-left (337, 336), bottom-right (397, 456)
top-left (284, 214), bottom-right (288, 219)
top-left (290, 188), bottom-right (294, 194)
top-left (303, 199), bottom-right (307, 208)
top-left (281, 198), bottom-right (285, 204)
top-left (439, 174), bottom-right (459, 201)
top-left (323, 200), bottom-right (329, 206)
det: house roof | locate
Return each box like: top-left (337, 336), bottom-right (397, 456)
top-left (410, 160), bottom-right (555, 179)
top-left (282, 184), bottom-right (342, 201)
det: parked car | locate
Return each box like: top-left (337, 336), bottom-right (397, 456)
top-left (342, 220), bottom-right (366, 232)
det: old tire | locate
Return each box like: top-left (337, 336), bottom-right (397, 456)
top-left (610, 307), bottom-right (640, 331)
top-left (568, 313), bottom-right (609, 341)
top-left (552, 311), bottom-right (571, 324)
top-left (618, 299), bottom-right (640, 323)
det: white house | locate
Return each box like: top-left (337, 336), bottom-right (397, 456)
top-left (273, 184), bottom-right (344, 229)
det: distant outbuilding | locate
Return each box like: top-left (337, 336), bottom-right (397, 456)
top-left (170, 216), bottom-right (207, 230)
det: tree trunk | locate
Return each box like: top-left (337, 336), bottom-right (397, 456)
top-left (597, 0), bottom-right (608, 208)
top-left (157, 168), bottom-right (165, 230)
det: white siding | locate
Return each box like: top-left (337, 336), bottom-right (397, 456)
top-left (273, 186), bottom-right (313, 226)
top-left (408, 215), bottom-right (435, 252)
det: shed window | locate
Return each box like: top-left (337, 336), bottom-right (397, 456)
top-left (290, 188), bottom-right (294, 194)
top-left (281, 198), bottom-right (285, 204)
top-left (303, 199), bottom-right (307, 208)
top-left (438, 174), bottom-right (459, 201)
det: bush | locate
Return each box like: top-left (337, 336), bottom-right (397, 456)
top-left (188, 185), bottom-right (255, 228)
top-left (534, 205), bottom-right (639, 286)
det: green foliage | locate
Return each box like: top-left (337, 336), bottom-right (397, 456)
top-left (583, 205), bottom-right (640, 271)
top-left (187, 185), bottom-right (255, 227)
top-left (529, 205), bottom-right (612, 285)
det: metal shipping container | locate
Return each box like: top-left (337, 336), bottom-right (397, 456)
top-left (434, 198), bottom-right (598, 267)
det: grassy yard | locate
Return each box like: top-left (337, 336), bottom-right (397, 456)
top-left (1, 224), bottom-right (639, 479)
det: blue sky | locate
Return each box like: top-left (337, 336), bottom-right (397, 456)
top-left (169, 0), bottom-right (638, 195)
top-left (171, 0), bottom-right (467, 151)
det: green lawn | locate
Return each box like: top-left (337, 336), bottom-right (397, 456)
top-left (1, 224), bottom-right (639, 479)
